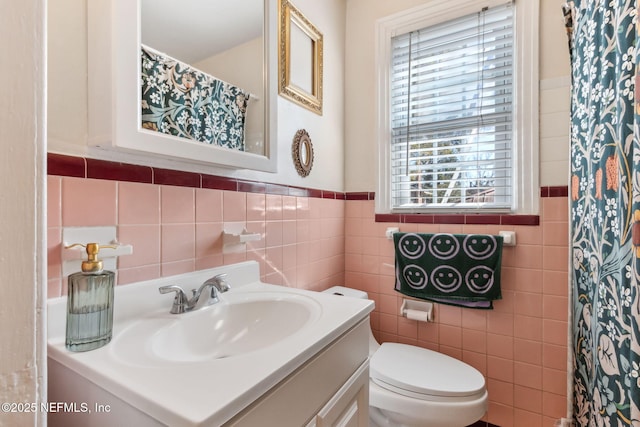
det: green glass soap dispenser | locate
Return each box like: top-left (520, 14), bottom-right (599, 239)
top-left (65, 243), bottom-right (116, 352)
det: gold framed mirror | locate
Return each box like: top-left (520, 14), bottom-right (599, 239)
top-left (278, 0), bottom-right (323, 115)
top-left (292, 129), bottom-right (314, 177)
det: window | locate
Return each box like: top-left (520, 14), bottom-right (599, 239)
top-left (376, 0), bottom-right (539, 214)
top-left (391, 4), bottom-right (513, 209)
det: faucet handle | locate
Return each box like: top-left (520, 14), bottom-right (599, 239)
top-left (159, 285), bottom-right (189, 314)
top-left (213, 273), bottom-right (231, 292)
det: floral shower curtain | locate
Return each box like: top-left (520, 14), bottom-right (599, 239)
top-left (565, 1), bottom-right (640, 425)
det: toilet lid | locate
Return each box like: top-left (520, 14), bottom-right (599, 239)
top-left (370, 343), bottom-right (485, 398)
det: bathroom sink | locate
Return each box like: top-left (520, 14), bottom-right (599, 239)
top-left (112, 292), bottom-right (322, 365)
top-left (47, 261), bottom-right (374, 426)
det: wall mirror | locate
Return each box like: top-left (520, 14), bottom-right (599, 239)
top-left (87, 0), bottom-right (278, 172)
top-left (278, 0), bottom-right (323, 115)
top-left (292, 129), bottom-right (314, 177)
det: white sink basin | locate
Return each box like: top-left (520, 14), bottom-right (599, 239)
top-left (112, 292), bottom-right (322, 365)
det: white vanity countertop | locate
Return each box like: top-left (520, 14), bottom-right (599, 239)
top-left (47, 261), bottom-right (374, 426)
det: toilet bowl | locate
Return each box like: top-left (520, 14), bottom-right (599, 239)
top-left (323, 286), bottom-right (488, 427)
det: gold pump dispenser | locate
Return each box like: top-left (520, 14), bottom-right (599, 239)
top-left (67, 242), bottom-right (116, 273)
top-left (65, 243), bottom-right (116, 352)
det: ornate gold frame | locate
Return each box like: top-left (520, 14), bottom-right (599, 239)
top-left (292, 129), bottom-right (314, 177)
top-left (278, 0), bottom-right (323, 115)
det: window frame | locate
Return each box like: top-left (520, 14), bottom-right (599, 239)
top-left (375, 0), bottom-right (539, 215)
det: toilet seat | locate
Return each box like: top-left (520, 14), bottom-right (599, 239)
top-left (370, 343), bottom-right (485, 401)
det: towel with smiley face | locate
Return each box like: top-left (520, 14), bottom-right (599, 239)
top-left (393, 233), bottom-right (503, 309)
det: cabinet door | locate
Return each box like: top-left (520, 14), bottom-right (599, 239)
top-left (313, 361), bottom-right (369, 427)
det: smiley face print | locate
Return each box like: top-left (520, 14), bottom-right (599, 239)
top-left (428, 234), bottom-right (460, 260)
top-left (402, 265), bottom-right (428, 289)
top-left (398, 234), bottom-right (427, 259)
top-left (465, 266), bottom-right (494, 293)
top-left (430, 265), bottom-right (462, 293)
top-left (463, 235), bottom-right (497, 260)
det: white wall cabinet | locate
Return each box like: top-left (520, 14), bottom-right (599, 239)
top-left (87, 0), bottom-right (278, 173)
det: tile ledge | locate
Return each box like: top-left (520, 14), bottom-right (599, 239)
top-left (374, 213), bottom-right (540, 226)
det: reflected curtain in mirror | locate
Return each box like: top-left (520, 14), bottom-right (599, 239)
top-left (141, 45), bottom-right (251, 151)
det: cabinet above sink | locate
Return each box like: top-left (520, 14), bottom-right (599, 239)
top-left (85, 0), bottom-right (278, 172)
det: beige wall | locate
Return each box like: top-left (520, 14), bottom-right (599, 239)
top-left (274, 0), bottom-right (346, 191)
top-left (47, 0), bottom-right (347, 192)
top-left (0, 0), bottom-right (47, 426)
top-left (47, 0), bottom-right (88, 152)
top-left (47, 0), bottom-right (572, 196)
top-left (539, 0), bottom-right (572, 186)
top-left (344, 0), bottom-right (572, 192)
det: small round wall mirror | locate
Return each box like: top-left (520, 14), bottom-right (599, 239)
top-left (292, 129), bottom-right (314, 177)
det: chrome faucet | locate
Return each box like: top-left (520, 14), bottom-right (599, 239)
top-left (159, 273), bottom-right (231, 314)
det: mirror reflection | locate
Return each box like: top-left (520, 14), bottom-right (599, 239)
top-left (140, 0), bottom-right (265, 155)
top-left (289, 22), bottom-right (313, 93)
top-left (300, 141), bottom-right (309, 166)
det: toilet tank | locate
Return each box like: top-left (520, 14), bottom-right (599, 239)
top-left (322, 286), bottom-right (369, 300)
top-left (322, 286), bottom-right (380, 355)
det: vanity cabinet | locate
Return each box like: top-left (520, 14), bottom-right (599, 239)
top-left (49, 315), bottom-right (370, 427)
top-left (306, 362), bottom-right (369, 427)
top-left (47, 262), bottom-right (374, 427)
top-left (224, 319), bottom-right (370, 427)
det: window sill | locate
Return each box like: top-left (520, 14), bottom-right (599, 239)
top-left (370, 186), bottom-right (567, 226)
top-left (375, 213), bottom-right (540, 226)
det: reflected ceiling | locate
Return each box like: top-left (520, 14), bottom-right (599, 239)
top-left (141, 0), bottom-right (263, 63)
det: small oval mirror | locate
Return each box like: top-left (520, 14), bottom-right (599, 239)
top-left (292, 129), bottom-right (314, 177)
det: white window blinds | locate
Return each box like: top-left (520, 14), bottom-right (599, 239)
top-left (390, 3), bottom-right (514, 211)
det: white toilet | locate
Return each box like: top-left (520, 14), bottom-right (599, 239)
top-left (323, 286), bottom-right (488, 427)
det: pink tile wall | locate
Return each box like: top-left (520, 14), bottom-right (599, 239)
top-left (47, 176), bottom-right (345, 296)
top-left (345, 197), bottom-right (569, 427)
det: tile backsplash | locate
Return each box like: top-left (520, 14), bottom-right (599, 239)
top-left (47, 174), bottom-right (345, 297)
